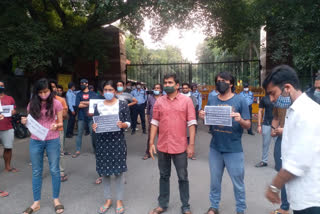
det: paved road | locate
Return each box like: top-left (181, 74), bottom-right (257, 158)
top-left (0, 124), bottom-right (280, 214)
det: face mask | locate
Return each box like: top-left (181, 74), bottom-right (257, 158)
top-left (117, 87), bottom-right (124, 92)
top-left (39, 92), bottom-right (51, 100)
top-left (182, 91), bottom-right (191, 97)
top-left (153, 90), bottom-right (160, 96)
top-left (0, 87), bottom-right (5, 94)
top-left (164, 86), bottom-right (176, 94)
top-left (57, 92), bottom-right (62, 96)
top-left (80, 85), bottom-right (86, 90)
top-left (127, 86), bottom-right (131, 89)
top-left (132, 86), bottom-right (136, 90)
top-left (137, 85), bottom-right (141, 89)
top-left (216, 82), bottom-right (230, 95)
top-left (314, 90), bottom-right (320, 98)
top-left (244, 88), bottom-right (249, 92)
top-left (274, 94), bottom-right (292, 109)
top-left (104, 92), bottom-right (114, 101)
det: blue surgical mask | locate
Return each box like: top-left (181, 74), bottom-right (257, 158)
top-left (274, 95), bottom-right (292, 109)
top-left (117, 87), bottom-right (124, 92)
top-left (104, 92), bottom-right (114, 101)
top-left (314, 90), bottom-right (320, 98)
top-left (153, 90), bottom-right (160, 96)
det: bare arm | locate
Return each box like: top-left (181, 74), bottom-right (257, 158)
top-left (257, 108), bottom-right (263, 134)
top-left (149, 124), bottom-right (159, 160)
top-left (128, 98), bottom-right (138, 107)
top-left (79, 101), bottom-right (89, 108)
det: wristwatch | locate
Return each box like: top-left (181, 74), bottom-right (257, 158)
top-left (269, 185), bottom-right (280, 193)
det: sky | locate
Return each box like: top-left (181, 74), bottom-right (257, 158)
top-left (139, 20), bottom-right (207, 63)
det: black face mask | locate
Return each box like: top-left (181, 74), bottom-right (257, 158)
top-left (216, 82), bottom-right (230, 94)
top-left (0, 87), bottom-right (4, 94)
top-left (80, 85), bottom-right (86, 90)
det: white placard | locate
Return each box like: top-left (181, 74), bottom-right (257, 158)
top-left (26, 114), bottom-right (49, 141)
top-left (1, 105), bottom-right (14, 117)
top-left (204, 106), bottom-right (232, 127)
top-left (93, 114), bottom-right (120, 133)
top-left (89, 99), bottom-right (104, 114)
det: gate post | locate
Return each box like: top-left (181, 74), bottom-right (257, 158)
top-left (188, 63), bottom-right (192, 85)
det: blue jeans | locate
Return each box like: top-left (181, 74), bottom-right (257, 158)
top-left (274, 136), bottom-right (290, 211)
top-left (75, 119), bottom-right (93, 152)
top-left (261, 125), bottom-right (272, 163)
top-left (209, 147), bottom-right (246, 213)
top-left (29, 138), bottom-right (61, 201)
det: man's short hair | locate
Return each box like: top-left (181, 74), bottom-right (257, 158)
top-left (163, 73), bottom-right (179, 84)
top-left (117, 80), bottom-right (125, 86)
top-left (57, 85), bottom-right (63, 90)
top-left (68, 82), bottom-right (75, 89)
top-left (215, 72), bottom-right (235, 91)
top-left (48, 79), bottom-right (58, 87)
top-left (315, 75), bottom-right (320, 81)
top-left (182, 83), bottom-right (190, 88)
top-left (263, 65), bottom-right (300, 90)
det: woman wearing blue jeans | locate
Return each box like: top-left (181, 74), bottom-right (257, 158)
top-left (21, 79), bottom-right (64, 214)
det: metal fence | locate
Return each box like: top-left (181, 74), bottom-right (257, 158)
top-left (126, 60), bottom-right (261, 88)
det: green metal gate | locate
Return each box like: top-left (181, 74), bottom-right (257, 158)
top-left (126, 60), bottom-right (261, 88)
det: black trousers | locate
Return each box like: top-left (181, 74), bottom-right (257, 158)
top-left (66, 108), bottom-right (76, 135)
top-left (158, 151), bottom-right (190, 212)
top-left (293, 207), bottom-right (320, 214)
top-left (132, 104), bottom-right (146, 131)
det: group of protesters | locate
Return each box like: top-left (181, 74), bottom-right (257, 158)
top-left (0, 64), bottom-right (319, 214)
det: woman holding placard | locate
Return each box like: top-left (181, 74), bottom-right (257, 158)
top-left (92, 80), bottom-right (131, 214)
top-left (21, 78), bottom-right (64, 214)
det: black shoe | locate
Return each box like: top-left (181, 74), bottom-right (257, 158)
top-left (85, 131), bottom-right (90, 136)
top-left (131, 130), bottom-right (136, 135)
top-left (143, 130), bottom-right (147, 134)
top-left (255, 161), bottom-right (268, 167)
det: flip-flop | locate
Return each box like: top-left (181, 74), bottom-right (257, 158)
top-left (95, 177), bottom-right (102, 185)
top-left (5, 167), bottom-right (18, 172)
top-left (0, 190), bottom-right (9, 197)
top-left (98, 205), bottom-right (111, 214)
top-left (63, 152), bottom-right (71, 155)
top-left (116, 206), bottom-right (125, 214)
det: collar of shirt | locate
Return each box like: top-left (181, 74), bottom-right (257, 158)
top-left (165, 92), bottom-right (182, 101)
top-left (289, 93), bottom-right (308, 112)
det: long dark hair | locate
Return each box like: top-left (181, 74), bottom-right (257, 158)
top-left (29, 78), bottom-right (55, 120)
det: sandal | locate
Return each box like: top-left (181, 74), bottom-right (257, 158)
top-left (98, 205), bottom-right (111, 214)
top-left (95, 177), bottom-right (102, 185)
top-left (54, 204), bottom-right (64, 214)
top-left (63, 152), bottom-right (71, 155)
top-left (270, 209), bottom-right (289, 214)
top-left (149, 207), bottom-right (166, 214)
top-left (116, 206), bottom-right (125, 214)
top-left (255, 161), bottom-right (268, 168)
top-left (5, 167), bottom-right (18, 172)
top-left (0, 190), bottom-right (9, 197)
top-left (72, 152), bottom-right (80, 158)
top-left (22, 206), bottom-right (40, 214)
top-left (206, 207), bottom-right (219, 214)
top-left (142, 154), bottom-right (151, 160)
top-left (61, 175), bottom-right (68, 182)
top-left (189, 157), bottom-right (197, 160)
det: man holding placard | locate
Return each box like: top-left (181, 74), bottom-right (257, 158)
top-left (0, 80), bottom-right (17, 173)
top-left (199, 72), bottom-right (250, 214)
top-left (72, 79), bottom-right (97, 158)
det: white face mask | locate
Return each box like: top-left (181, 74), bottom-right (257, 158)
top-left (244, 88), bottom-right (249, 92)
top-left (182, 92), bottom-right (191, 97)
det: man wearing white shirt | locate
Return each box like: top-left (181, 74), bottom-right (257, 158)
top-left (264, 65), bottom-right (320, 214)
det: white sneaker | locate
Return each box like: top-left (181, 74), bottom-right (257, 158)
top-left (135, 128), bottom-right (139, 131)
